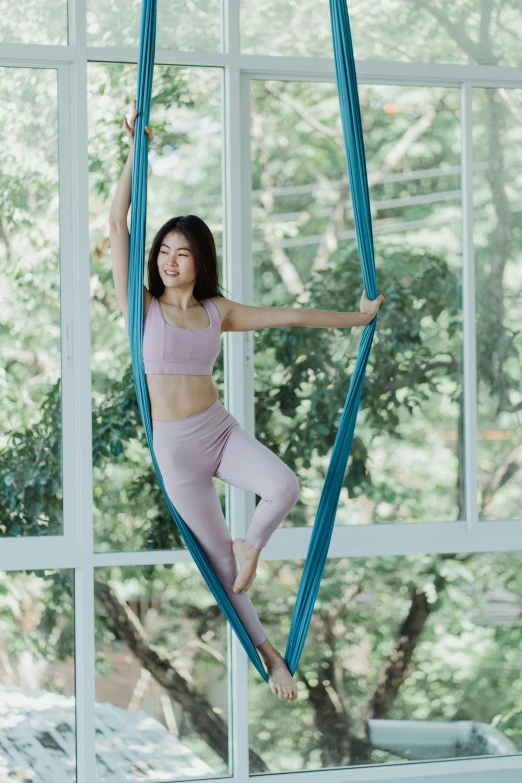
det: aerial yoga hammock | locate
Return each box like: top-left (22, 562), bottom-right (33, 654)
top-left (128, 0), bottom-right (378, 683)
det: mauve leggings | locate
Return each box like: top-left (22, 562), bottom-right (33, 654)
top-left (152, 399), bottom-right (300, 647)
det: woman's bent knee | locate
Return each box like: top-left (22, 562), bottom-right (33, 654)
top-left (264, 470), bottom-right (300, 509)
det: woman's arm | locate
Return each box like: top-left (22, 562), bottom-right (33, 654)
top-left (109, 152), bottom-right (133, 325)
top-left (295, 289), bottom-right (384, 327)
top-left (109, 147), bottom-right (133, 227)
top-left (109, 103), bottom-right (154, 325)
top-left (109, 149), bottom-right (152, 327)
top-left (109, 100), bottom-right (152, 226)
top-left (220, 289), bottom-right (384, 332)
top-left (294, 308), bottom-right (369, 328)
top-left (221, 302), bottom-right (372, 332)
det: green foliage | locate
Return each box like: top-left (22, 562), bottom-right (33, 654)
top-left (0, 383), bottom-right (62, 536)
top-left (1, 12), bottom-right (522, 774)
top-left (254, 246), bottom-right (460, 510)
top-left (0, 570), bottom-right (74, 668)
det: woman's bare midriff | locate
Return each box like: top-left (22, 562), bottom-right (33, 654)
top-left (146, 374), bottom-right (219, 421)
top-left (142, 289), bottom-right (223, 421)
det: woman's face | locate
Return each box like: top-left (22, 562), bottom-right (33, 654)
top-left (158, 231), bottom-right (197, 288)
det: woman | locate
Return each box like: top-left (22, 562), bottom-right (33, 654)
top-left (109, 100), bottom-right (385, 702)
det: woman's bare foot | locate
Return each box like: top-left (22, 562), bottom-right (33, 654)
top-left (232, 538), bottom-right (261, 594)
top-left (257, 638), bottom-right (298, 701)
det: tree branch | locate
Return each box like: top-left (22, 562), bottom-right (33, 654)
top-left (366, 99), bottom-right (443, 189)
top-left (304, 96), bottom-right (444, 286)
top-left (95, 581), bottom-right (269, 773)
top-left (251, 109), bottom-right (304, 296)
top-left (363, 587), bottom-right (432, 723)
top-left (413, 0), bottom-right (491, 63)
top-left (479, 443), bottom-right (522, 515)
top-left (296, 609), bottom-right (354, 766)
top-left (378, 357), bottom-right (460, 395)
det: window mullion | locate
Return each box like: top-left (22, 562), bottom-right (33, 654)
top-left (461, 81), bottom-right (479, 533)
top-left (68, 0), bottom-right (96, 779)
top-left (224, 0), bottom-right (253, 778)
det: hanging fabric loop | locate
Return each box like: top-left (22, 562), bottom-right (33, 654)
top-left (127, 0), bottom-right (378, 683)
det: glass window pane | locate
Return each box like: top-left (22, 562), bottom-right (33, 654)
top-left (248, 552), bottom-right (522, 773)
top-left (474, 87), bottom-right (522, 522)
top-left (251, 80), bottom-right (463, 527)
top-left (89, 63), bottom-right (224, 553)
top-left (0, 67), bottom-right (63, 538)
top-left (0, 1), bottom-right (67, 45)
top-left (0, 569), bottom-right (75, 780)
top-left (95, 564), bottom-right (229, 780)
top-left (87, 0), bottom-right (221, 52)
top-left (241, 0), bottom-right (522, 67)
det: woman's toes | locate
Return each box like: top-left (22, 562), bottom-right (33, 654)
top-left (266, 655), bottom-right (299, 702)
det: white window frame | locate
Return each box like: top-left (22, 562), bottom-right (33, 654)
top-left (0, 0), bottom-right (521, 780)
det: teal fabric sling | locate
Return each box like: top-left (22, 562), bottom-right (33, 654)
top-left (127, 0), bottom-right (378, 683)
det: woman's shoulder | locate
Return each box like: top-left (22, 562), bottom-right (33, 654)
top-left (207, 296), bottom-right (233, 332)
top-left (207, 295), bottom-right (231, 317)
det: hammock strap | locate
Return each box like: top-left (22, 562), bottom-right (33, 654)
top-left (284, 0), bottom-right (378, 675)
top-left (128, 0), bottom-right (378, 683)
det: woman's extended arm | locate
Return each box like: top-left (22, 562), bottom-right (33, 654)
top-left (220, 289), bottom-right (385, 332)
top-left (109, 100), bottom-right (154, 323)
top-left (109, 99), bottom-right (153, 226)
top-left (109, 147), bottom-right (134, 227)
top-left (295, 289), bottom-right (385, 326)
top-left (293, 308), bottom-right (369, 328)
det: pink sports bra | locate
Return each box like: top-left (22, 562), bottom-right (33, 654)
top-left (143, 296), bottom-right (221, 375)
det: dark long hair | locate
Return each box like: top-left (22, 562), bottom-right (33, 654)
top-left (147, 215), bottom-right (228, 300)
